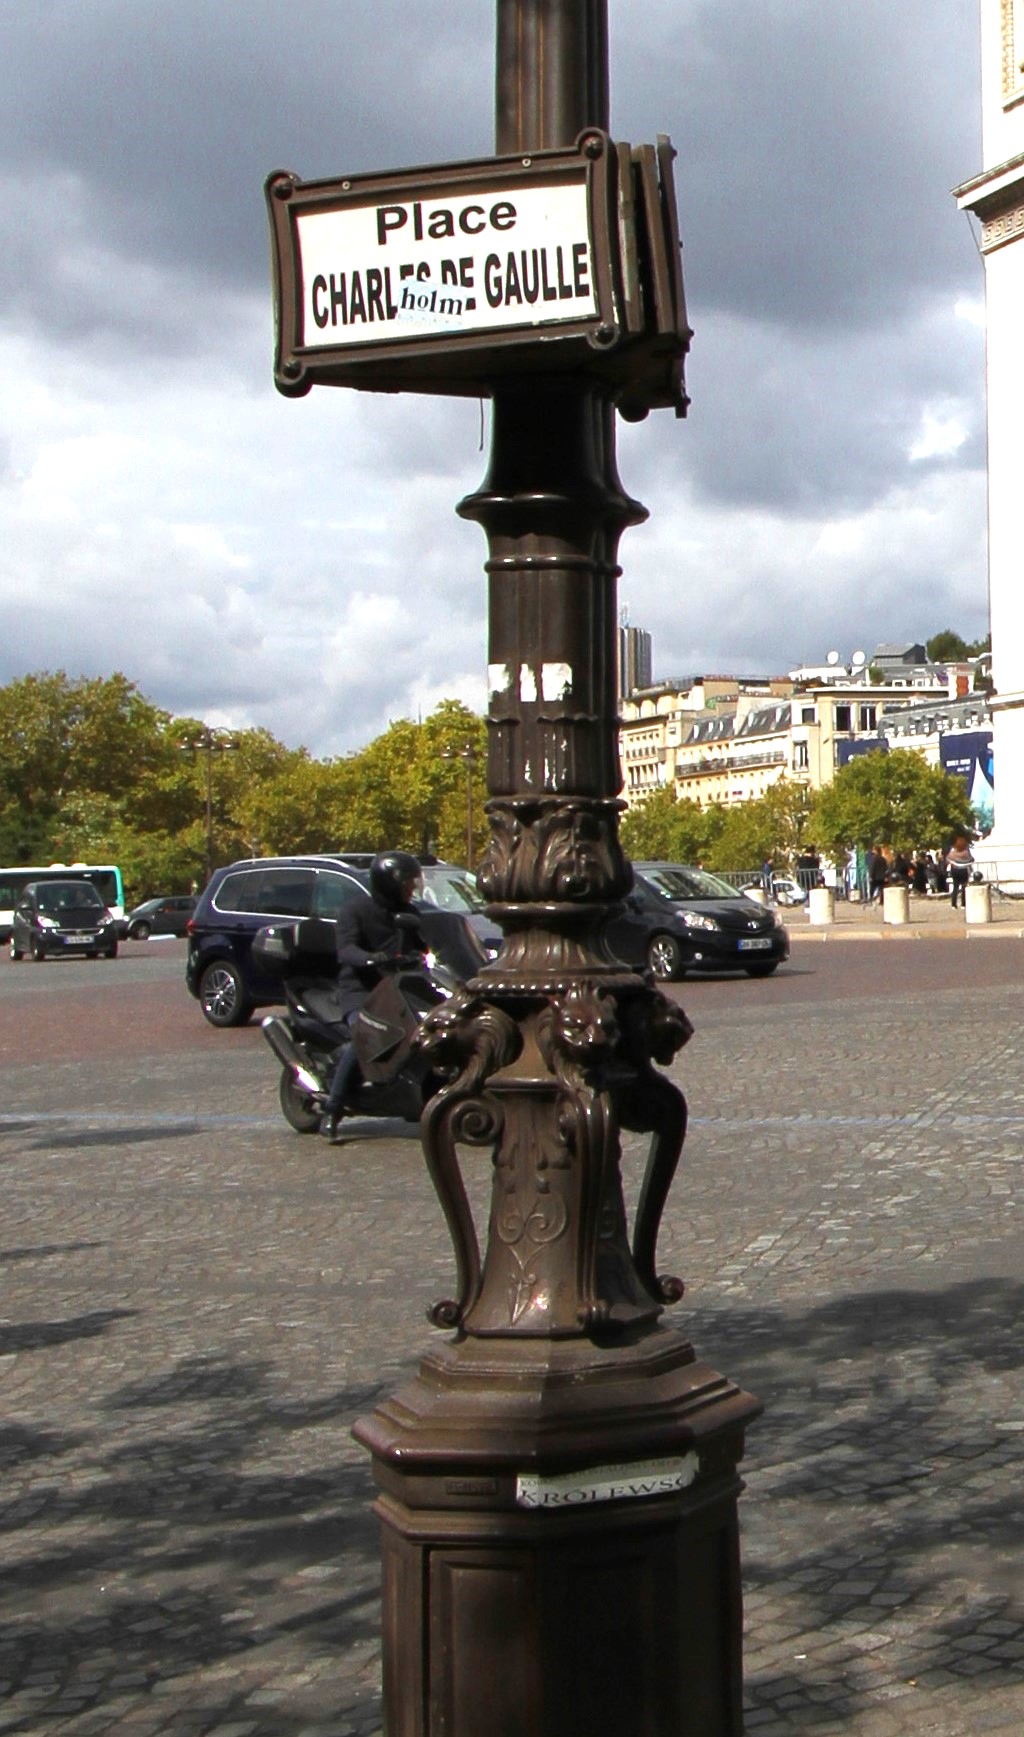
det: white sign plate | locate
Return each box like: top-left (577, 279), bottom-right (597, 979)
top-left (515, 1452), bottom-right (699, 1510)
top-left (296, 180), bottom-right (596, 348)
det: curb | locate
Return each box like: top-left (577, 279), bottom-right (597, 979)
top-left (789, 923), bottom-right (1024, 943)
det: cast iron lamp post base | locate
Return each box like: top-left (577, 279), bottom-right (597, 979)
top-left (357, 1327), bottom-right (758, 1737)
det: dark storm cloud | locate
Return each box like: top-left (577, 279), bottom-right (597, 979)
top-left (639, 298), bottom-right (986, 514)
top-left (3, 2), bottom-right (980, 346)
top-left (1, 2), bottom-right (491, 300)
top-left (614, 0), bottom-right (981, 330)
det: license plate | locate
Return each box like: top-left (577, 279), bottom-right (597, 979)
top-left (738, 937), bottom-right (772, 951)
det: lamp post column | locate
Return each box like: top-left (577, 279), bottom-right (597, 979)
top-left (355, 7), bottom-right (761, 1733)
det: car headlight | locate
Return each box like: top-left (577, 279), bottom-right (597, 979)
top-left (37, 915), bottom-right (59, 928)
top-left (681, 911), bottom-right (720, 932)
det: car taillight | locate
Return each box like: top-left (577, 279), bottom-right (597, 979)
top-left (186, 917), bottom-right (196, 935)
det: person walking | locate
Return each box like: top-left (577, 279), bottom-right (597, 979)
top-left (868, 845), bottom-right (887, 906)
top-left (948, 836), bottom-right (974, 910)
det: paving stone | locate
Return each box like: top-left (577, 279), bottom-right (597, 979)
top-left (2, 942), bottom-right (1024, 1734)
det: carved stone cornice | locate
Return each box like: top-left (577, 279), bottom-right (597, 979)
top-left (981, 195), bottom-right (1024, 251)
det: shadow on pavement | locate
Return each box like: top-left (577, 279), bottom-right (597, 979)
top-left (693, 1276), bottom-right (1024, 1727)
top-left (0, 1285), bottom-right (1020, 1733)
top-left (0, 1350), bottom-right (388, 1732)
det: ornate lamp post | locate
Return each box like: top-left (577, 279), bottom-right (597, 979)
top-left (441, 742), bottom-right (478, 868)
top-left (179, 726), bottom-right (238, 885)
top-left (350, 6), bottom-right (762, 1733)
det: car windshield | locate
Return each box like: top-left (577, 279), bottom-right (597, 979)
top-left (417, 870), bottom-right (486, 914)
top-left (642, 866), bottom-right (741, 901)
top-left (35, 882), bottom-right (104, 913)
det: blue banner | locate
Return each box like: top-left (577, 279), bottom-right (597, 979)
top-left (940, 730), bottom-right (994, 830)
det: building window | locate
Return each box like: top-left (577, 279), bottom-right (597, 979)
top-left (859, 704), bottom-right (877, 731)
top-left (793, 741), bottom-right (809, 770)
top-left (835, 705), bottom-right (852, 731)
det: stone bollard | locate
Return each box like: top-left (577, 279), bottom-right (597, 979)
top-left (966, 881), bottom-right (992, 925)
top-left (807, 886), bottom-right (834, 925)
top-left (883, 884), bottom-right (910, 925)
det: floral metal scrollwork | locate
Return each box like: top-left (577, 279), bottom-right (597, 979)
top-left (419, 989), bottom-right (522, 1330)
top-left (477, 798), bottom-right (632, 904)
top-left (615, 988), bottom-right (692, 1305)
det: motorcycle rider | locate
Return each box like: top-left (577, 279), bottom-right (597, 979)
top-left (319, 850), bottom-right (426, 1142)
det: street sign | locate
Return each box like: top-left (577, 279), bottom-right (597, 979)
top-left (266, 129), bottom-right (689, 415)
top-left (267, 131), bottom-right (623, 397)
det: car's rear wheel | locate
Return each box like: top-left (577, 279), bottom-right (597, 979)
top-left (744, 959), bottom-right (780, 977)
top-left (198, 959), bottom-right (252, 1027)
top-left (132, 920), bottom-right (151, 940)
top-left (279, 1069), bottom-right (322, 1134)
top-left (647, 933), bottom-right (684, 981)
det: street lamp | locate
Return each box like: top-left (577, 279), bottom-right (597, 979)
top-left (353, 8), bottom-right (761, 1733)
top-left (441, 743), bottom-right (477, 869)
top-left (179, 726), bottom-right (239, 885)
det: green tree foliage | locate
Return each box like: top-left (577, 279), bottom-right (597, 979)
top-left (621, 777), bottom-right (814, 875)
top-left (0, 672), bottom-right (172, 871)
top-left (926, 629), bottom-right (970, 663)
top-left (335, 700), bottom-right (488, 861)
top-left (925, 628), bottom-right (991, 665)
top-left (808, 747), bottom-right (974, 857)
top-left (0, 673), bottom-right (492, 899)
top-left (620, 788), bottom-right (718, 863)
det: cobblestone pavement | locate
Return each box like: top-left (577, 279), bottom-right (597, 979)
top-left (1, 942), bottom-right (1022, 1734)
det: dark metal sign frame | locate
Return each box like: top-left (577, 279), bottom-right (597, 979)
top-left (267, 130), bottom-right (624, 398)
top-left (266, 129), bottom-right (690, 415)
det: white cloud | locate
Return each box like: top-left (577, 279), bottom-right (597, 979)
top-left (909, 411), bottom-right (969, 463)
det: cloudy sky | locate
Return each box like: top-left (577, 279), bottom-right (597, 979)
top-left (2, 1), bottom-right (989, 756)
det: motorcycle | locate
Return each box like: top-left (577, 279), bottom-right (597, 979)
top-left (253, 911), bottom-right (472, 1135)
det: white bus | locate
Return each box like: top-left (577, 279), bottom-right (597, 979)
top-left (0, 863), bottom-right (125, 942)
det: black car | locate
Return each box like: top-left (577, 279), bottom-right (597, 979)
top-left (611, 866), bottom-right (790, 980)
top-left (10, 879), bottom-right (119, 962)
top-left (185, 855), bottom-right (488, 1027)
top-left (123, 894), bottom-right (197, 940)
top-left (416, 864), bottom-right (502, 961)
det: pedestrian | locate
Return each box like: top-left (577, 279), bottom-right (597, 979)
top-left (935, 848), bottom-right (949, 896)
top-left (948, 836), bottom-right (974, 909)
top-left (868, 845), bottom-right (887, 905)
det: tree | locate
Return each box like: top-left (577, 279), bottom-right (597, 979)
top-left (926, 629), bottom-right (970, 663)
top-left (620, 788), bottom-right (718, 864)
top-left (703, 803), bottom-right (777, 876)
top-left (809, 747), bottom-right (974, 858)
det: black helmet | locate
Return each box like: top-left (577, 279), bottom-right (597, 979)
top-left (369, 850), bottom-right (421, 909)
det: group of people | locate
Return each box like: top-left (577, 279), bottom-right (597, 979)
top-left (864, 838), bottom-right (975, 908)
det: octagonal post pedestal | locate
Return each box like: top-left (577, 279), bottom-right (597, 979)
top-left (357, 1325), bottom-right (758, 1737)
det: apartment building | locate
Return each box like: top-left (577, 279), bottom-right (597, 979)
top-left (619, 650), bottom-right (972, 809)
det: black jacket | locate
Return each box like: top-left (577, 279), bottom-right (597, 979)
top-left (334, 895), bottom-right (426, 1020)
